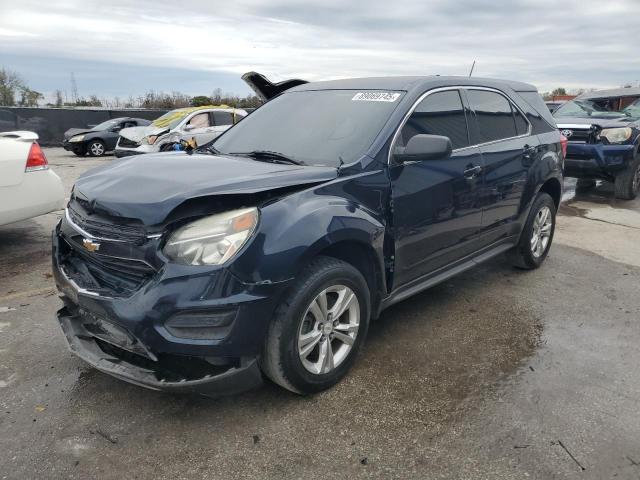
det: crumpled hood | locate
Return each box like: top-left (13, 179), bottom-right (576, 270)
top-left (555, 116), bottom-right (638, 129)
top-left (73, 152), bottom-right (338, 225)
top-left (119, 125), bottom-right (168, 142)
top-left (64, 128), bottom-right (96, 139)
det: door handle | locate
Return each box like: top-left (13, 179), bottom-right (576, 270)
top-left (463, 165), bottom-right (482, 179)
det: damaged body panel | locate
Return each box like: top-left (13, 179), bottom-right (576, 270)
top-left (53, 76), bottom-right (563, 396)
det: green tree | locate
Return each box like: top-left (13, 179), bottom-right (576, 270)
top-left (551, 87), bottom-right (567, 96)
top-left (190, 95), bottom-right (212, 107)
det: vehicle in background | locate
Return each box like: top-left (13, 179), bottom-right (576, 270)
top-left (0, 131), bottom-right (64, 226)
top-left (53, 75), bottom-right (563, 397)
top-left (63, 117), bottom-right (151, 157)
top-left (114, 107), bottom-right (246, 158)
top-left (545, 100), bottom-right (566, 113)
top-left (554, 91), bottom-right (640, 199)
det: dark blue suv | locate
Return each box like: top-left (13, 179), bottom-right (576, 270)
top-left (53, 76), bottom-right (563, 396)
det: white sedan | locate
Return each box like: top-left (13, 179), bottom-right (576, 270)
top-left (0, 131), bottom-right (65, 226)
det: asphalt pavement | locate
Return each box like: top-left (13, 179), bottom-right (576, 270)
top-left (1, 149), bottom-right (639, 479)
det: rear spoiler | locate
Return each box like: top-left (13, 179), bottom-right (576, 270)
top-left (0, 131), bottom-right (39, 141)
top-left (241, 71), bottom-right (308, 102)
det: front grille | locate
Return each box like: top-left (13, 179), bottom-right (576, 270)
top-left (67, 204), bottom-right (147, 244)
top-left (558, 126), bottom-right (598, 144)
top-left (60, 237), bottom-right (156, 297)
top-left (118, 136), bottom-right (139, 148)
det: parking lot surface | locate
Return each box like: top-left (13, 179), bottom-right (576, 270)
top-left (1, 149), bottom-right (639, 479)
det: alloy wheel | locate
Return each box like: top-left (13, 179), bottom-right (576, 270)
top-left (297, 285), bottom-right (360, 375)
top-left (90, 142), bottom-right (105, 156)
top-left (531, 206), bottom-right (553, 258)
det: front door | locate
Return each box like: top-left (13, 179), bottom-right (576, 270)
top-left (390, 89), bottom-right (485, 288)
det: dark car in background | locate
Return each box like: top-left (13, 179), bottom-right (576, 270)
top-left (53, 76), bottom-right (563, 397)
top-left (63, 117), bottom-right (151, 157)
top-left (554, 90), bottom-right (640, 199)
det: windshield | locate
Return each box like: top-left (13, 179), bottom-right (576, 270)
top-left (622, 98), bottom-right (640, 119)
top-left (212, 90), bottom-right (405, 166)
top-left (152, 108), bottom-right (198, 130)
top-left (92, 119), bottom-right (119, 131)
top-left (554, 99), bottom-right (629, 119)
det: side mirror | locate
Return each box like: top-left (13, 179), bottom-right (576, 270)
top-left (111, 126), bottom-right (122, 132)
top-left (394, 134), bottom-right (452, 163)
top-left (184, 124), bottom-right (196, 131)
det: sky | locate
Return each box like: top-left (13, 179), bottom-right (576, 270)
top-left (1, 0), bottom-right (639, 102)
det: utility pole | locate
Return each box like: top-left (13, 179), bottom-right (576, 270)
top-left (70, 72), bottom-right (78, 104)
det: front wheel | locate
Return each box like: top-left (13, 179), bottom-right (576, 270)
top-left (87, 140), bottom-right (106, 157)
top-left (614, 156), bottom-right (640, 200)
top-left (261, 256), bottom-right (370, 394)
top-left (508, 192), bottom-right (556, 269)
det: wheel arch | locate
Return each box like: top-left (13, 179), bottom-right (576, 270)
top-left (538, 176), bottom-right (562, 209)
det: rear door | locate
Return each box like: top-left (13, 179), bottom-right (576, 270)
top-left (465, 89), bottom-right (536, 243)
top-left (390, 89), bottom-right (485, 287)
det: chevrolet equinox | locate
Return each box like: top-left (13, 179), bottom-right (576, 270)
top-left (53, 76), bottom-right (564, 396)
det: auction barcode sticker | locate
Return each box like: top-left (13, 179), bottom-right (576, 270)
top-left (352, 92), bottom-right (401, 102)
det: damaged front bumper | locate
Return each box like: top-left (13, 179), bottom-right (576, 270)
top-left (564, 142), bottom-right (636, 180)
top-left (56, 304), bottom-right (263, 396)
top-left (52, 218), bottom-right (291, 397)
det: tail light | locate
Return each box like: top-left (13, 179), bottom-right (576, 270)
top-left (25, 142), bottom-right (49, 172)
top-left (559, 135), bottom-right (568, 159)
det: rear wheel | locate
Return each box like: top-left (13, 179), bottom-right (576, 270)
top-left (87, 140), bottom-right (106, 157)
top-left (508, 192), bottom-right (556, 270)
top-left (614, 156), bottom-right (640, 200)
top-left (261, 256), bottom-right (370, 394)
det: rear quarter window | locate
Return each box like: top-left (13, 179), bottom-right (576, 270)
top-left (518, 91), bottom-right (557, 129)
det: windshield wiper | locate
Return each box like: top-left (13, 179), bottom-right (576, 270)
top-left (228, 150), bottom-right (304, 165)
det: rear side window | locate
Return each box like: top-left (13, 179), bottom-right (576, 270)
top-left (212, 111), bottom-right (234, 126)
top-left (467, 90), bottom-right (517, 142)
top-left (397, 90), bottom-right (470, 150)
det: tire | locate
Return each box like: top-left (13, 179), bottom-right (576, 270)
top-left (87, 140), bottom-right (106, 157)
top-left (508, 192), bottom-right (556, 270)
top-left (261, 256), bottom-right (370, 395)
top-left (614, 155), bottom-right (640, 200)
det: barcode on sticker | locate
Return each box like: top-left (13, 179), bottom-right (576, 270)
top-left (352, 92), bottom-right (401, 102)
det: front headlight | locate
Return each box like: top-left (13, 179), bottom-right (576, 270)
top-left (69, 135), bottom-right (85, 142)
top-left (163, 208), bottom-right (258, 265)
top-left (599, 127), bottom-right (632, 144)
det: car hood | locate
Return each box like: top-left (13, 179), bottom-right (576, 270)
top-left (64, 128), bottom-right (97, 139)
top-left (119, 125), bottom-right (168, 142)
top-left (73, 152), bottom-right (338, 225)
top-left (555, 116), bottom-right (637, 128)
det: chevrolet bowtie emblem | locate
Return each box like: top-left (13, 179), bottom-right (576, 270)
top-left (82, 238), bottom-right (101, 252)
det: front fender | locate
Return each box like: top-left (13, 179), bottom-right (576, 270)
top-left (230, 188), bottom-right (386, 285)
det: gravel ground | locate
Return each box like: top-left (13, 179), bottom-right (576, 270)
top-left (1, 148), bottom-right (639, 479)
